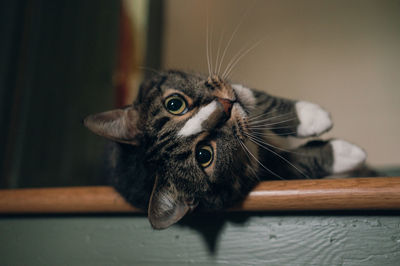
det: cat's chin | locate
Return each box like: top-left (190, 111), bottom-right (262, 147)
top-left (231, 84), bottom-right (256, 111)
top-left (231, 102), bottom-right (250, 141)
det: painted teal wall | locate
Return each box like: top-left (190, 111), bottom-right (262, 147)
top-left (1, 213), bottom-right (400, 265)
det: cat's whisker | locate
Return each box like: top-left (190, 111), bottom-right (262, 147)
top-left (249, 137), bottom-right (311, 180)
top-left (244, 132), bottom-right (309, 156)
top-left (245, 134), bottom-right (311, 179)
top-left (237, 141), bottom-right (250, 171)
top-left (222, 40), bottom-right (262, 80)
top-left (234, 136), bottom-right (258, 178)
top-left (217, 0), bottom-right (255, 77)
top-left (248, 117), bottom-right (298, 127)
top-left (214, 26), bottom-right (226, 77)
top-left (206, 8), bottom-right (211, 77)
top-left (247, 108), bottom-right (293, 122)
top-left (249, 119), bottom-right (295, 128)
top-left (221, 42), bottom-right (254, 79)
top-left (236, 135), bottom-right (285, 180)
top-left (248, 112), bottom-right (296, 125)
top-left (217, 24), bottom-right (240, 77)
top-left (248, 125), bottom-right (295, 130)
top-left (247, 109), bottom-right (278, 122)
top-left (209, 23), bottom-right (214, 75)
top-left (250, 130), bottom-right (298, 137)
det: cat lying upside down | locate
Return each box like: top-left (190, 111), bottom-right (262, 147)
top-left (84, 70), bottom-right (367, 229)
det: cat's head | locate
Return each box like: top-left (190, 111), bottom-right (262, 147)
top-left (84, 70), bottom-right (258, 229)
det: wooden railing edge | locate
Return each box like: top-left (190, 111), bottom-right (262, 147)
top-left (0, 177), bottom-right (400, 214)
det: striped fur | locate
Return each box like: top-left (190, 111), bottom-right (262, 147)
top-left (84, 70), bottom-right (368, 229)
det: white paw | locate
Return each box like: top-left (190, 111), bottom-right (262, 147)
top-left (331, 139), bottom-right (367, 173)
top-left (296, 101), bottom-right (332, 137)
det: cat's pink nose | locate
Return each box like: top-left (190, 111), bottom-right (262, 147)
top-left (217, 98), bottom-right (233, 118)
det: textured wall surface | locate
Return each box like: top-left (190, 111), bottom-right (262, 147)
top-left (1, 213), bottom-right (400, 265)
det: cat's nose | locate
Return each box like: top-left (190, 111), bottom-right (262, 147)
top-left (217, 98), bottom-right (234, 118)
top-left (199, 98), bottom-right (235, 133)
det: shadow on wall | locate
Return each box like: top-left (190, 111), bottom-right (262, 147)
top-left (176, 209), bottom-right (400, 254)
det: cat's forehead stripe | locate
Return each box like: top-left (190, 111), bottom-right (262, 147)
top-left (178, 101), bottom-right (218, 137)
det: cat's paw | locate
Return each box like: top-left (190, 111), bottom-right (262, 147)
top-left (295, 101), bottom-right (332, 137)
top-left (331, 139), bottom-right (367, 173)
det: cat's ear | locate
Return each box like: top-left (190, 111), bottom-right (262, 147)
top-left (148, 177), bottom-right (195, 230)
top-left (83, 105), bottom-right (142, 145)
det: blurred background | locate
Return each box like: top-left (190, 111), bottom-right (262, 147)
top-left (1, 0), bottom-right (399, 188)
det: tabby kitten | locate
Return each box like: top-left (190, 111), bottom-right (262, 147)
top-left (84, 70), bottom-right (366, 229)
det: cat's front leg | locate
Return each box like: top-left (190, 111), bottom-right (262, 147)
top-left (232, 85), bottom-right (332, 138)
top-left (259, 139), bottom-right (367, 180)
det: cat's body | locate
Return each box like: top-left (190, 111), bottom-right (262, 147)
top-left (85, 70), bottom-right (367, 229)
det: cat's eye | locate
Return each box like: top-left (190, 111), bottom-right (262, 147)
top-left (196, 145), bottom-right (214, 168)
top-left (164, 94), bottom-right (188, 115)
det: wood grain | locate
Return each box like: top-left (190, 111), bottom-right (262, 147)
top-left (232, 177), bottom-right (400, 211)
top-left (0, 186), bottom-right (138, 213)
top-left (0, 177), bottom-right (399, 213)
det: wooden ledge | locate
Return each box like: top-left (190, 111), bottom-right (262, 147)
top-left (0, 177), bottom-right (400, 214)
